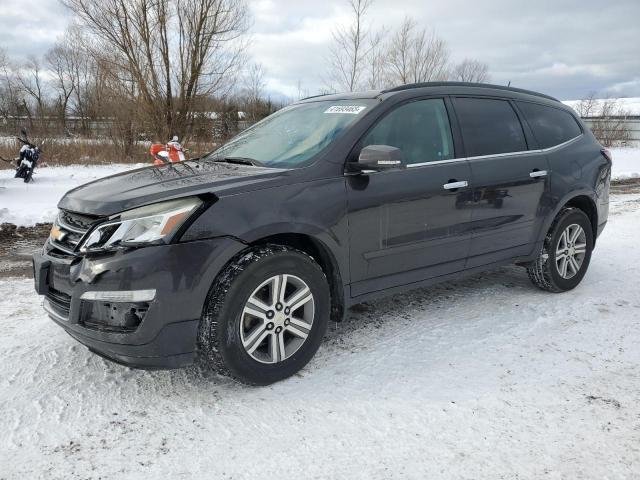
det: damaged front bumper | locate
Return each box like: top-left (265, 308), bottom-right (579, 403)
top-left (33, 236), bottom-right (246, 369)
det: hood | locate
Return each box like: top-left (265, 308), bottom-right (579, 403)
top-left (58, 158), bottom-right (288, 216)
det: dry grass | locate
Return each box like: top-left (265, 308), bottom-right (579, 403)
top-left (0, 138), bottom-right (218, 169)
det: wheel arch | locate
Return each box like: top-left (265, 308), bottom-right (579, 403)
top-left (249, 232), bottom-right (346, 322)
top-left (564, 195), bottom-right (598, 239)
top-left (543, 191), bottom-right (598, 246)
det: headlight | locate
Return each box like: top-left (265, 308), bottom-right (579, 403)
top-left (80, 197), bottom-right (202, 252)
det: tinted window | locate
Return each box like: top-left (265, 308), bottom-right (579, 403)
top-left (455, 98), bottom-right (527, 156)
top-left (361, 99), bottom-right (454, 165)
top-left (517, 102), bottom-right (582, 149)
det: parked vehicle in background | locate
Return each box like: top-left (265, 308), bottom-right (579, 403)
top-left (149, 136), bottom-right (187, 165)
top-left (33, 82), bottom-right (611, 385)
top-left (13, 129), bottom-right (42, 183)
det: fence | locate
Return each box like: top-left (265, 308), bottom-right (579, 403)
top-left (582, 117), bottom-right (640, 145)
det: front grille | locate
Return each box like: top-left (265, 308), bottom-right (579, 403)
top-left (59, 210), bottom-right (96, 231)
top-left (45, 288), bottom-right (72, 318)
top-left (50, 210), bottom-right (103, 255)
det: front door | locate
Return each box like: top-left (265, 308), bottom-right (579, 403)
top-left (452, 96), bottom-right (551, 267)
top-left (346, 98), bottom-right (473, 297)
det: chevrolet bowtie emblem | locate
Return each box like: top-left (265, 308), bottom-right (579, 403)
top-left (50, 225), bottom-right (67, 242)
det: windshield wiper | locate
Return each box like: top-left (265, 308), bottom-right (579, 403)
top-left (213, 156), bottom-right (265, 167)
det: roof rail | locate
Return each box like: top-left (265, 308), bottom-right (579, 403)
top-left (381, 81), bottom-right (559, 102)
top-left (298, 92), bottom-right (332, 101)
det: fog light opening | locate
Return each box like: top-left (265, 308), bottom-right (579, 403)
top-left (80, 300), bottom-right (149, 333)
top-left (124, 307), bottom-right (145, 329)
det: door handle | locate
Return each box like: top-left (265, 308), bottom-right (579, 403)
top-left (443, 180), bottom-right (468, 190)
top-left (529, 170), bottom-right (548, 178)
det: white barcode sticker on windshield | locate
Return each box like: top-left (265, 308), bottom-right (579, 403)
top-left (324, 105), bottom-right (367, 114)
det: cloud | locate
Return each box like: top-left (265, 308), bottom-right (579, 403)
top-left (604, 78), bottom-right (640, 97)
top-left (0, 0), bottom-right (70, 57)
top-left (1, 0), bottom-right (638, 100)
top-left (245, 0), bottom-right (640, 99)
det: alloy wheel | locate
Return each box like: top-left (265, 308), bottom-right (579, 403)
top-left (555, 223), bottom-right (587, 279)
top-left (240, 274), bottom-right (315, 364)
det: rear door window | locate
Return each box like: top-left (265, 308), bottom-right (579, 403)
top-left (516, 101), bottom-right (582, 148)
top-left (454, 97), bottom-right (527, 157)
top-left (361, 98), bottom-right (454, 165)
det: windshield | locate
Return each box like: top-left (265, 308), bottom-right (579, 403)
top-left (206, 99), bottom-right (378, 168)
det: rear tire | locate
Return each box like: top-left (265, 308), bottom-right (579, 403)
top-left (197, 244), bottom-right (330, 385)
top-left (526, 208), bottom-right (593, 292)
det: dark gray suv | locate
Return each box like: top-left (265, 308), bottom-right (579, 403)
top-left (33, 82), bottom-right (611, 385)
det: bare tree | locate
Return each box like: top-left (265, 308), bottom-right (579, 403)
top-left (573, 92), bottom-right (599, 118)
top-left (61, 0), bottom-right (250, 141)
top-left (385, 18), bottom-right (411, 85)
top-left (0, 48), bottom-right (20, 121)
top-left (326, 0), bottom-right (376, 92)
top-left (17, 55), bottom-right (48, 122)
top-left (245, 64), bottom-right (266, 102)
top-left (451, 58), bottom-right (490, 83)
top-left (46, 44), bottom-right (76, 131)
top-left (576, 93), bottom-right (632, 147)
top-left (295, 79), bottom-right (309, 101)
top-left (59, 25), bottom-right (96, 134)
top-left (240, 62), bottom-right (266, 121)
top-left (365, 29), bottom-right (388, 90)
top-left (385, 17), bottom-right (449, 86)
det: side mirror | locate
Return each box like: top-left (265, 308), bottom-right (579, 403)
top-left (356, 145), bottom-right (405, 171)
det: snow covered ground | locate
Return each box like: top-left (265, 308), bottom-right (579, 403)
top-left (611, 147), bottom-right (640, 179)
top-left (1, 193), bottom-right (639, 479)
top-left (0, 164), bottom-right (144, 225)
top-left (1, 149), bottom-right (640, 226)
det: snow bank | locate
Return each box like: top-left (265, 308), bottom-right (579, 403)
top-left (610, 147), bottom-right (640, 180)
top-left (0, 136), bottom-right (152, 147)
top-left (0, 164), bottom-right (144, 226)
top-left (1, 195), bottom-right (639, 478)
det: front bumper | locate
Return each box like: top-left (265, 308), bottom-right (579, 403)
top-left (33, 236), bottom-right (246, 369)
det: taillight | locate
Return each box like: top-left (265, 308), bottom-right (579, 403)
top-left (600, 148), bottom-right (612, 163)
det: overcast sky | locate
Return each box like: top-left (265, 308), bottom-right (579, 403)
top-left (1, 0), bottom-right (638, 100)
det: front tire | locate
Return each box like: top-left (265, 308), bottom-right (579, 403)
top-left (198, 244), bottom-right (330, 385)
top-left (527, 208), bottom-right (594, 292)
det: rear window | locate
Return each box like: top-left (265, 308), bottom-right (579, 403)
top-left (454, 97), bottom-right (527, 157)
top-left (516, 102), bottom-right (582, 149)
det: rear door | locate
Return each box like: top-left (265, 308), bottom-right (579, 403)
top-left (452, 96), bottom-right (551, 267)
top-left (346, 97), bottom-right (473, 297)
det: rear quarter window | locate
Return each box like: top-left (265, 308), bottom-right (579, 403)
top-left (454, 97), bottom-right (527, 157)
top-left (516, 102), bottom-right (582, 149)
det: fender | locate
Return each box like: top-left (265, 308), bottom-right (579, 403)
top-left (536, 187), bottom-right (598, 246)
top-left (181, 178), bottom-right (351, 285)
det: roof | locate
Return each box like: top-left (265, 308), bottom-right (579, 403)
top-left (381, 82), bottom-right (559, 102)
top-left (298, 82), bottom-right (560, 105)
